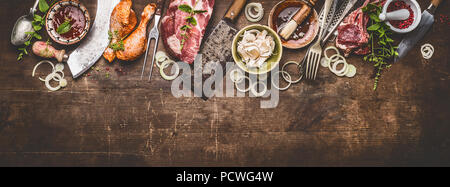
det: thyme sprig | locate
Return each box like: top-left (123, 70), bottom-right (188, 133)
top-left (362, 3), bottom-right (398, 90)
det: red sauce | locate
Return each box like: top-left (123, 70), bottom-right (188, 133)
top-left (388, 0), bottom-right (414, 29)
top-left (52, 5), bottom-right (86, 40)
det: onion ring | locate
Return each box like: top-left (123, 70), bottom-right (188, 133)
top-left (230, 69), bottom-right (245, 83)
top-left (235, 76), bottom-right (250, 93)
top-left (159, 60), bottom-right (180, 81)
top-left (59, 78), bottom-right (68, 87)
top-left (52, 70), bottom-right (64, 81)
top-left (245, 3), bottom-right (264, 22)
top-left (45, 72), bottom-right (62, 92)
top-left (32, 60), bottom-right (55, 82)
top-left (421, 43), bottom-right (434, 60)
top-left (330, 60), bottom-right (348, 76)
top-left (281, 61), bottom-right (303, 84)
top-left (323, 46), bottom-right (340, 61)
top-left (250, 81), bottom-right (267, 97)
top-left (155, 51), bottom-right (169, 68)
top-left (272, 71), bottom-right (292, 91)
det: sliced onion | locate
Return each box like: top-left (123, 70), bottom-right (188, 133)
top-left (345, 64), bottom-right (356, 78)
top-left (330, 59), bottom-right (348, 76)
top-left (55, 63), bottom-right (65, 72)
top-left (159, 60), bottom-right (180, 81)
top-left (155, 51), bottom-right (169, 68)
top-left (245, 3), bottom-right (264, 23)
top-left (281, 61), bottom-right (303, 83)
top-left (323, 46), bottom-right (340, 61)
top-left (33, 60), bottom-right (55, 82)
top-left (229, 69), bottom-right (244, 83)
top-left (59, 78), bottom-right (68, 87)
top-left (272, 71), bottom-right (291, 91)
top-left (235, 76), bottom-right (250, 93)
top-left (250, 80), bottom-right (267, 97)
top-left (320, 58), bottom-right (329, 68)
top-left (45, 72), bottom-right (62, 91)
top-left (52, 70), bottom-right (64, 81)
top-left (421, 43), bottom-right (434, 60)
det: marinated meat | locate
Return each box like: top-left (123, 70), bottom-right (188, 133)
top-left (161, 0), bottom-right (215, 64)
top-left (103, 0), bottom-right (137, 62)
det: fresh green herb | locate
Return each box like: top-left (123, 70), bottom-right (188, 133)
top-left (108, 30), bottom-right (125, 51)
top-left (17, 0), bottom-right (56, 61)
top-left (38, 0), bottom-right (49, 13)
top-left (57, 18), bottom-right (72, 34)
top-left (178, 2), bottom-right (207, 50)
top-left (362, 3), bottom-right (398, 90)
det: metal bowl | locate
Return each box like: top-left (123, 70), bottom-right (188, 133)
top-left (45, 0), bottom-right (90, 45)
top-left (268, 0), bottom-right (319, 49)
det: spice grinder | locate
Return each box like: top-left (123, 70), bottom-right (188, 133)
top-left (380, 0), bottom-right (422, 33)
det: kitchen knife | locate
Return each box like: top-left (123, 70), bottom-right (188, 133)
top-left (67, 0), bottom-right (120, 78)
top-left (394, 0), bottom-right (442, 62)
top-left (194, 0), bottom-right (247, 100)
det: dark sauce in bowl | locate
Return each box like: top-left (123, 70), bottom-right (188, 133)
top-left (52, 5), bottom-right (86, 40)
top-left (274, 6), bottom-right (312, 42)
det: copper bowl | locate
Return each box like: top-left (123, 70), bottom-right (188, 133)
top-left (268, 0), bottom-right (319, 49)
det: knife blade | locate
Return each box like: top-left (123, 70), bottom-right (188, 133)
top-left (67, 0), bottom-right (120, 78)
top-left (394, 0), bottom-right (442, 62)
top-left (194, 0), bottom-right (247, 100)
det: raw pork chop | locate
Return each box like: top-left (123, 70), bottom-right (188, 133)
top-left (161, 0), bottom-right (215, 64)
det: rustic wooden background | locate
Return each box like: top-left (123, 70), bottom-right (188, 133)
top-left (0, 0), bottom-right (449, 166)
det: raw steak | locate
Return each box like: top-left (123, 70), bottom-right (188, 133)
top-left (336, 0), bottom-right (374, 57)
top-left (161, 0), bottom-right (215, 64)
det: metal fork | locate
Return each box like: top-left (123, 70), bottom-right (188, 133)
top-left (305, 0), bottom-right (333, 80)
top-left (141, 3), bottom-right (163, 81)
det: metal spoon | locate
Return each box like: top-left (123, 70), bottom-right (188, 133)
top-left (11, 0), bottom-right (40, 46)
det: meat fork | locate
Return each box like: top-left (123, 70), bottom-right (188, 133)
top-left (305, 0), bottom-right (333, 80)
top-left (141, 1), bottom-right (164, 81)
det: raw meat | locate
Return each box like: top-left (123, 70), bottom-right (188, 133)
top-left (161, 0), bottom-right (215, 64)
top-left (336, 0), bottom-right (375, 57)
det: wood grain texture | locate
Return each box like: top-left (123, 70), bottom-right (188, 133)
top-left (0, 0), bottom-right (449, 167)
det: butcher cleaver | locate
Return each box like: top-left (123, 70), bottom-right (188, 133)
top-left (194, 0), bottom-right (247, 100)
top-left (66, 0), bottom-right (119, 78)
top-left (394, 0), bottom-right (442, 62)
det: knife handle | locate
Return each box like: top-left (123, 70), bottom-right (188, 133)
top-left (224, 0), bottom-right (247, 22)
top-left (431, 0), bottom-right (442, 7)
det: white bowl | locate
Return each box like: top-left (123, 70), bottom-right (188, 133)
top-left (382, 0), bottom-right (421, 33)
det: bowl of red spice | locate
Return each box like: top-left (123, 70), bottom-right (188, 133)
top-left (382, 0), bottom-right (421, 33)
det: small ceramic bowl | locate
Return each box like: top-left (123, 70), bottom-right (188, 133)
top-left (382, 0), bottom-right (421, 33)
top-left (268, 0), bottom-right (319, 49)
top-left (45, 0), bottom-right (90, 45)
top-left (232, 24), bottom-right (283, 75)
